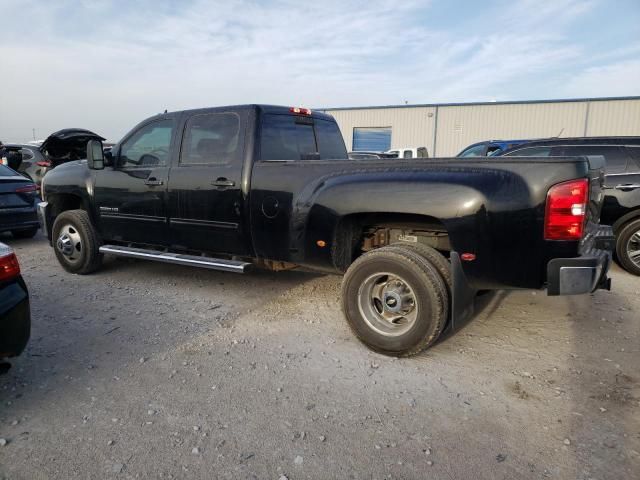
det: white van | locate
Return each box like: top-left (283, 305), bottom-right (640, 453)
top-left (386, 147), bottom-right (428, 159)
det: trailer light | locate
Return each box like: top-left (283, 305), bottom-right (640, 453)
top-left (289, 107), bottom-right (312, 115)
top-left (461, 253), bottom-right (476, 261)
top-left (316, 240), bottom-right (327, 248)
top-left (36, 160), bottom-right (51, 167)
top-left (544, 179), bottom-right (588, 240)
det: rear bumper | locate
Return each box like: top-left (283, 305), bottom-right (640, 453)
top-left (0, 277), bottom-right (31, 358)
top-left (547, 226), bottom-right (614, 296)
top-left (0, 207), bottom-right (39, 233)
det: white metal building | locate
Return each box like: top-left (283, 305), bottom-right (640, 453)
top-left (321, 96), bottom-right (640, 157)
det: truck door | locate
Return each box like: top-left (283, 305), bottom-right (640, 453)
top-left (166, 110), bottom-right (249, 255)
top-left (93, 118), bottom-right (175, 244)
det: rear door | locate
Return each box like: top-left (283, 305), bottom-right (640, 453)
top-left (93, 118), bottom-right (176, 244)
top-left (166, 110), bottom-right (248, 254)
top-left (559, 145), bottom-right (640, 226)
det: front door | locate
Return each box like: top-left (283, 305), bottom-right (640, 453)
top-left (167, 110), bottom-right (248, 254)
top-left (94, 118), bottom-right (176, 244)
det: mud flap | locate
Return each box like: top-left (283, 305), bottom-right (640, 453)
top-left (448, 251), bottom-right (477, 332)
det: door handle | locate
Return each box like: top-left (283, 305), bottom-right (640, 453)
top-left (144, 177), bottom-right (164, 186)
top-left (614, 184), bottom-right (640, 191)
top-left (211, 178), bottom-right (236, 188)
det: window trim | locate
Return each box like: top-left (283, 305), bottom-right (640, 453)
top-left (178, 112), bottom-right (241, 167)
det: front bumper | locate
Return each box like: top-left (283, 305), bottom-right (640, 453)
top-left (547, 225), bottom-right (614, 296)
top-left (37, 201), bottom-right (51, 241)
top-left (0, 276), bottom-right (31, 358)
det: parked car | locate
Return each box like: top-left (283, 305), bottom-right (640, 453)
top-left (0, 242), bottom-right (31, 363)
top-left (1, 143), bottom-right (51, 185)
top-left (348, 150), bottom-right (399, 159)
top-left (457, 139), bottom-right (531, 157)
top-left (38, 104), bottom-right (613, 357)
top-left (0, 129), bottom-right (105, 186)
top-left (386, 147), bottom-right (428, 159)
top-left (500, 137), bottom-right (640, 276)
top-left (0, 164), bottom-right (40, 238)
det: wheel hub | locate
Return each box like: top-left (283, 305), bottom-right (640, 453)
top-left (357, 273), bottom-right (418, 337)
top-left (57, 234), bottom-right (73, 256)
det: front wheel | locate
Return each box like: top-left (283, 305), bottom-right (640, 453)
top-left (616, 218), bottom-right (640, 276)
top-left (52, 209), bottom-right (102, 274)
top-left (341, 246), bottom-right (449, 357)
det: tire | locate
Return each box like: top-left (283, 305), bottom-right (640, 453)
top-left (12, 227), bottom-right (38, 239)
top-left (391, 242), bottom-right (451, 293)
top-left (616, 218), bottom-right (640, 276)
top-left (52, 209), bottom-right (102, 274)
top-left (342, 245), bottom-right (448, 357)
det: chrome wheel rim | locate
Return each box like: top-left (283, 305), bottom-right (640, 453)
top-left (357, 272), bottom-right (418, 337)
top-left (627, 229), bottom-right (640, 268)
top-left (56, 224), bottom-right (83, 264)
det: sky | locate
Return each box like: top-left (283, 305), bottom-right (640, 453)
top-left (1, 0), bottom-right (639, 142)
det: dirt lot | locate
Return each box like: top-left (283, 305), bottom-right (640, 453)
top-left (0, 233), bottom-right (638, 480)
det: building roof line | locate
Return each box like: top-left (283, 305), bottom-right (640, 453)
top-left (320, 96), bottom-right (640, 112)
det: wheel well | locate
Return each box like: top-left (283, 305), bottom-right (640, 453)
top-left (612, 209), bottom-right (640, 234)
top-left (332, 213), bottom-right (450, 271)
top-left (48, 194), bottom-right (85, 220)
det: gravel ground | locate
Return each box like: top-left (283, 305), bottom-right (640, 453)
top-left (0, 233), bottom-right (638, 480)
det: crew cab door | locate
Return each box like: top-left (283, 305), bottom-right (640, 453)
top-left (166, 110), bottom-right (248, 254)
top-left (93, 118), bottom-right (176, 244)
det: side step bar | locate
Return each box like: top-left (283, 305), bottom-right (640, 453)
top-left (99, 245), bottom-right (251, 273)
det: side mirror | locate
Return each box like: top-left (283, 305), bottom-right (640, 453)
top-left (86, 140), bottom-right (104, 170)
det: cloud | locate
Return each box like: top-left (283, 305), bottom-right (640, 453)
top-left (0, 0), bottom-right (638, 142)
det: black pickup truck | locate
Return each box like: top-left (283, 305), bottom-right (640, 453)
top-left (38, 105), bottom-right (614, 356)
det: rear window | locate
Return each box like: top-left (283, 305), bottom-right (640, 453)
top-left (260, 114), bottom-right (346, 161)
top-left (180, 112), bottom-right (241, 165)
top-left (0, 164), bottom-right (19, 176)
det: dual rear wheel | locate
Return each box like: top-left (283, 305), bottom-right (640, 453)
top-left (341, 244), bottom-right (451, 357)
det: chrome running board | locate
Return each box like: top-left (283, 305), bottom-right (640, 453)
top-left (99, 245), bottom-right (251, 273)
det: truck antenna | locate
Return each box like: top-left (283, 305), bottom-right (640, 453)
top-left (554, 128), bottom-right (565, 138)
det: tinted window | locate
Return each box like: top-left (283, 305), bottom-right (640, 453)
top-left (486, 146), bottom-right (502, 156)
top-left (459, 145), bottom-right (486, 157)
top-left (626, 146), bottom-right (640, 172)
top-left (504, 146), bottom-right (552, 157)
top-left (315, 119), bottom-right (347, 159)
top-left (261, 114), bottom-right (318, 161)
top-left (180, 113), bottom-right (240, 165)
top-left (561, 146), bottom-right (628, 174)
top-left (119, 119), bottom-right (173, 168)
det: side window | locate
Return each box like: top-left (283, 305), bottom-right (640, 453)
top-left (260, 114), bottom-right (318, 161)
top-left (119, 119), bottom-right (174, 168)
top-left (459, 145), bottom-right (486, 157)
top-left (180, 113), bottom-right (241, 165)
top-left (403, 150), bottom-right (413, 159)
top-left (315, 119), bottom-right (347, 159)
top-left (417, 147), bottom-right (428, 158)
top-left (504, 146), bottom-right (552, 157)
top-left (562, 146), bottom-right (628, 175)
top-left (626, 146), bottom-right (640, 172)
top-left (486, 146), bottom-right (502, 156)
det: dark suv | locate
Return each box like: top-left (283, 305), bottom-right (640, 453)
top-left (501, 137), bottom-right (640, 275)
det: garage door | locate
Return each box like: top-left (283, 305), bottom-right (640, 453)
top-left (352, 127), bottom-right (391, 151)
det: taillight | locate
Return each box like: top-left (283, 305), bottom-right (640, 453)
top-left (544, 179), bottom-right (589, 240)
top-left (15, 184), bottom-right (38, 193)
top-left (289, 106), bottom-right (312, 115)
top-left (0, 245), bottom-right (20, 282)
top-left (36, 161), bottom-right (51, 167)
